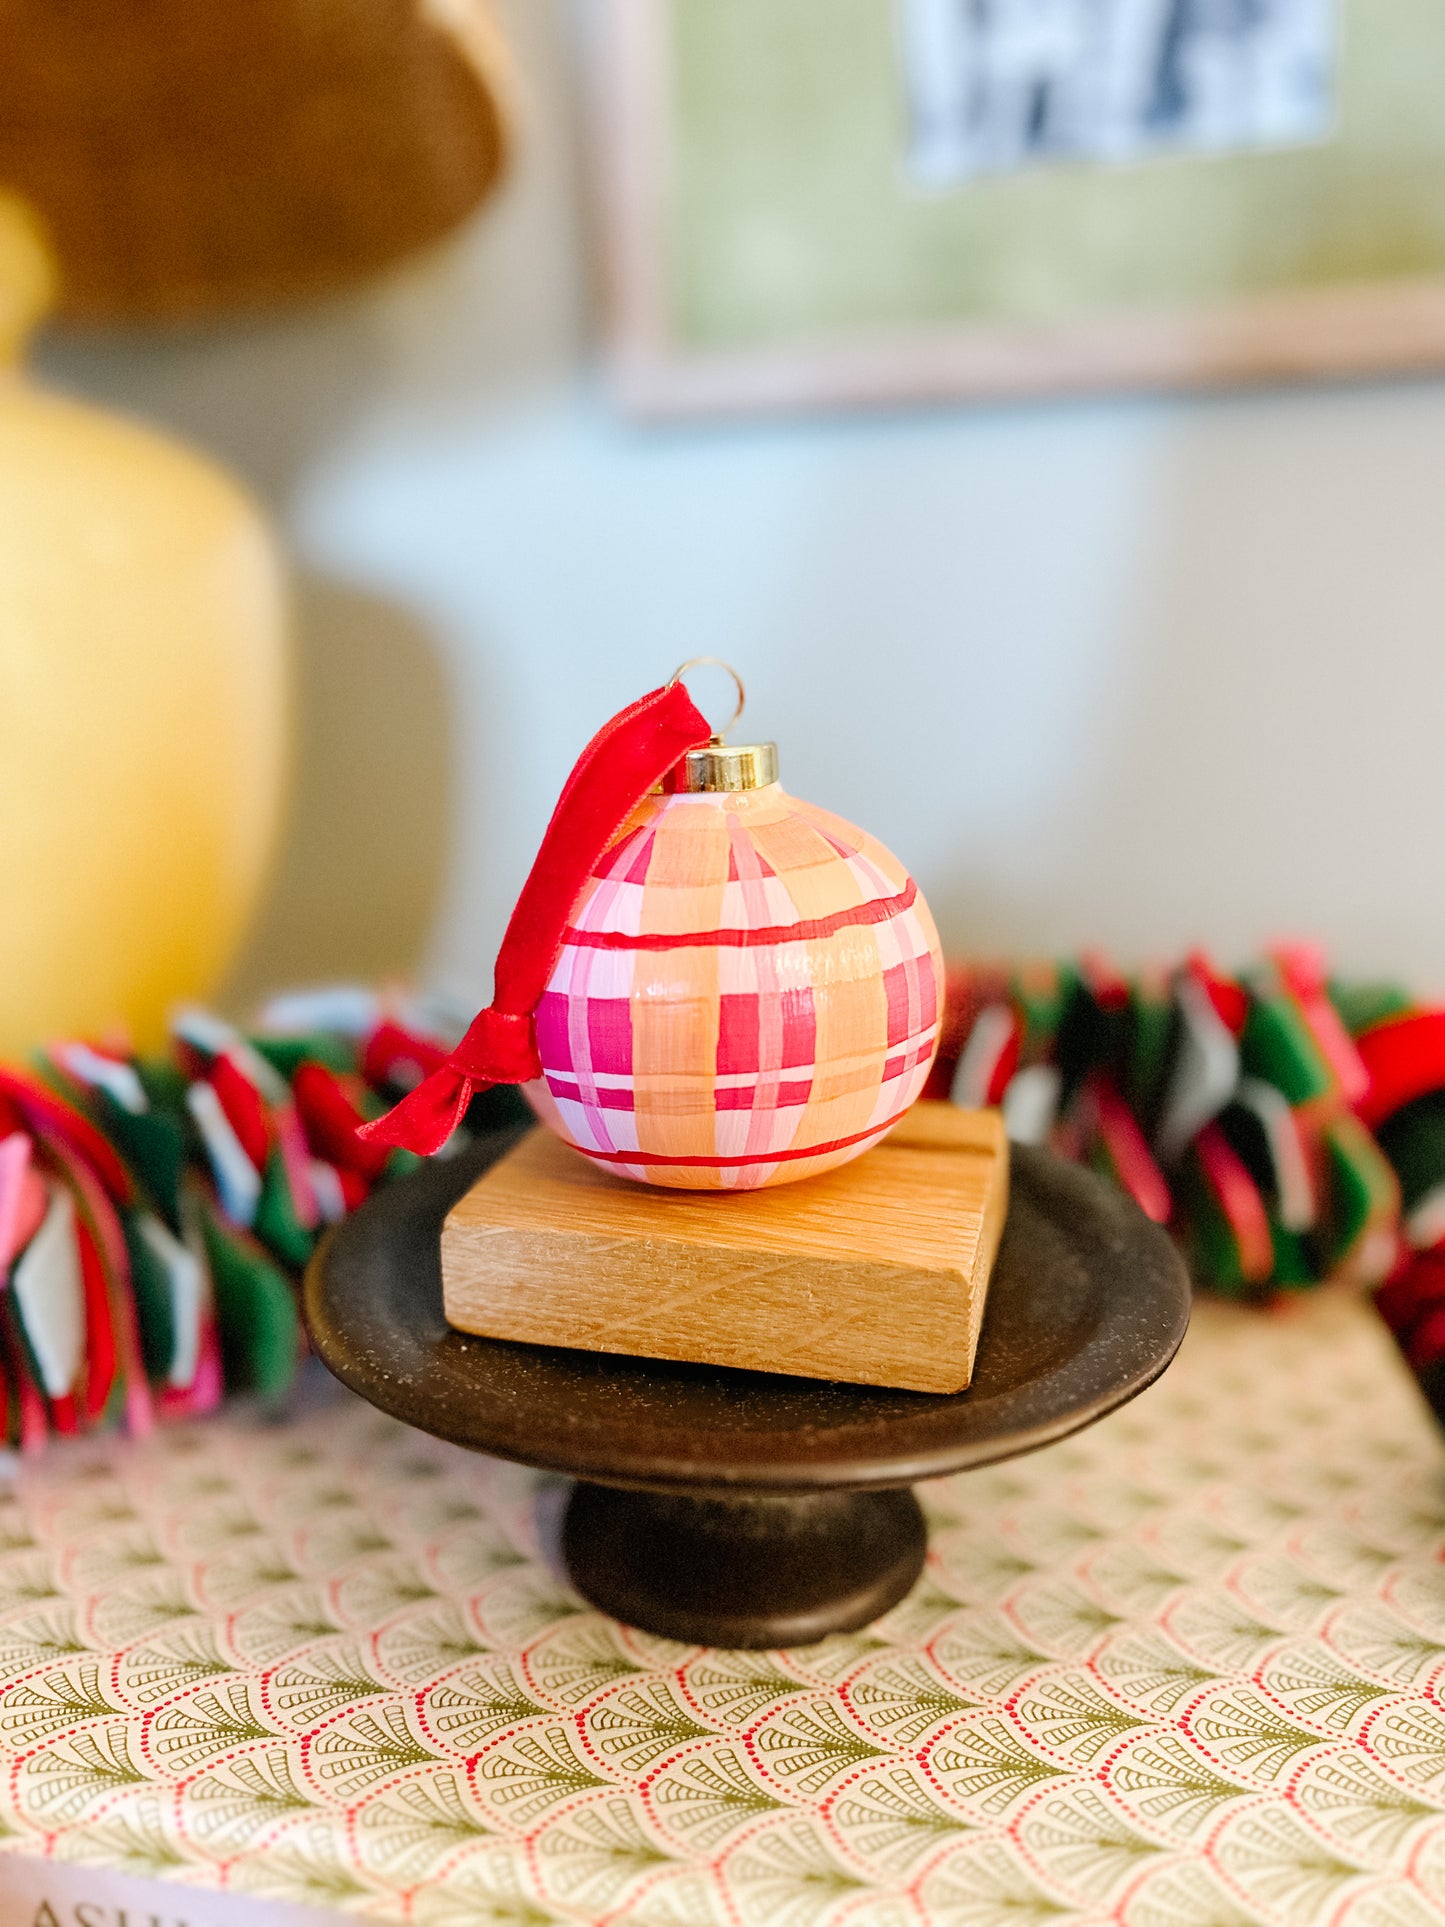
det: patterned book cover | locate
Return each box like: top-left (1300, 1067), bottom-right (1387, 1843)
top-left (0, 1293), bottom-right (1442, 1925)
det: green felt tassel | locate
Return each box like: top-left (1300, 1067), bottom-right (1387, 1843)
top-left (200, 1208), bottom-right (300, 1403)
top-left (250, 1032), bottom-right (356, 1080)
top-left (1012, 961), bottom-right (1078, 1061)
top-left (1241, 992), bottom-right (1335, 1108)
top-left (100, 1095), bottom-right (187, 1230)
top-left (1319, 1114), bottom-right (1400, 1281)
top-left (1265, 1219), bottom-right (1316, 1289)
top-left (1328, 979), bottom-right (1414, 1037)
top-left (136, 1058), bottom-right (191, 1118)
top-left (1377, 1094), bottom-right (1445, 1215)
top-left (254, 1149), bottom-right (315, 1271)
top-left (124, 1212), bottom-right (177, 1383)
top-left (1125, 975), bottom-right (1174, 1122)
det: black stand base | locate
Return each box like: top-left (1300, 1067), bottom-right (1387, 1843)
top-left (561, 1482), bottom-right (927, 1648)
top-left (307, 1135), bottom-right (1190, 1651)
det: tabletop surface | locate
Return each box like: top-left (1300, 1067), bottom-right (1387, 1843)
top-left (0, 1290), bottom-right (1442, 1926)
top-left (307, 1136), bottom-right (1191, 1491)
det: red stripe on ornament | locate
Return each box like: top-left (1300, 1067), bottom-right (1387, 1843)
top-left (714, 1079), bottom-right (815, 1111)
top-left (880, 1034), bottom-right (939, 1083)
top-left (570, 1109), bottom-right (912, 1169)
top-left (547, 1079), bottom-right (635, 1111)
top-left (559, 879), bottom-right (919, 952)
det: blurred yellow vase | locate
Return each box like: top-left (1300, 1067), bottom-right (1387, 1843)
top-left (0, 195), bottom-right (288, 1058)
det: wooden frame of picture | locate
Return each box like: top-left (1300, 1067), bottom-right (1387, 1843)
top-left (594, 0), bottom-right (1445, 417)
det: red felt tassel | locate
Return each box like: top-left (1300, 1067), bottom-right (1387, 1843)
top-left (209, 1054), bottom-right (272, 1173)
top-left (1086, 1075), bottom-right (1173, 1225)
top-left (361, 1020), bottom-right (450, 1092)
top-left (73, 1211), bottom-right (116, 1426)
top-left (0, 1071), bottom-right (132, 1205)
top-left (1356, 1011), bottom-right (1445, 1129)
top-left (361, 681), bottom-right (712, 1155)
top-left (294, 1061), bottom-right (392, 1183)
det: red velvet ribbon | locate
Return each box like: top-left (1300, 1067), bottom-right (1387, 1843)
top-left (360, 681), bottom-right (713, 1155)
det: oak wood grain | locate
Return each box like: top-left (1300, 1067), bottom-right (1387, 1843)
top-left (441, 1102), bottom-right (1009, 1393)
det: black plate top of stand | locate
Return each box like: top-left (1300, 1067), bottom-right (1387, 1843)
top-left (304, 1128), bottom-right (1191, 1494)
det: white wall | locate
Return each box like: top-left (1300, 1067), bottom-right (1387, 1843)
top-left (39, 0), bottom-right (1445, 1009)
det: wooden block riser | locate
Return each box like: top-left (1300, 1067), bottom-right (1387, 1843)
top-left (441, 1103), bottom-right (1008, 1395)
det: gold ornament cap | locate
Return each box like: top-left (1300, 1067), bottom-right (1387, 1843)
top-left (668, 658), bottom-right (777, 792)
top-left (676, 739), bottom-right (778, 792)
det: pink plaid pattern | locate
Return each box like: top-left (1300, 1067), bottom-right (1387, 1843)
top-left (526, 785), bottom-right (942, 1189)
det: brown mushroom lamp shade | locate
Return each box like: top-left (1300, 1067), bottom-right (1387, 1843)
top-left (0, 0), bottom-right (513, 323)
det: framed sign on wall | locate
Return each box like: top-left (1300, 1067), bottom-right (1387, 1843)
top-left (596, 0), bottom-right (1445, 415)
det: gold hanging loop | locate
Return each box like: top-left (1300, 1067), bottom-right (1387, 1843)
top-left (669, 657), bottom-right (745, 742)
top-left (667, 659), bottom-right (775, 792)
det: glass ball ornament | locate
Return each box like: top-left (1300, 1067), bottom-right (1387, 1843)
top-left (525, 732), bottom-right (943, 1190)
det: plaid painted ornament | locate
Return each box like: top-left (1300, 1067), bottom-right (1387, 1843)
top-left (366, 667), bottom-right (943, 1187)
top-left (527, 778), bottom-right (943, 1188)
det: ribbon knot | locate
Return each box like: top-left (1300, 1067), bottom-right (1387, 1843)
top-left (357, 680), bottom-right (713, 1157)
top-left (452, 1006), bottom-right (542, 1084)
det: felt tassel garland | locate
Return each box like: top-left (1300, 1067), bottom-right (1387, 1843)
top-left (928, 946), bottom-right (1445, 1423)
top-left (6, 946), bottom-right (1445, 1451)
top-left (0, 993), bottom-right (522, 1455)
